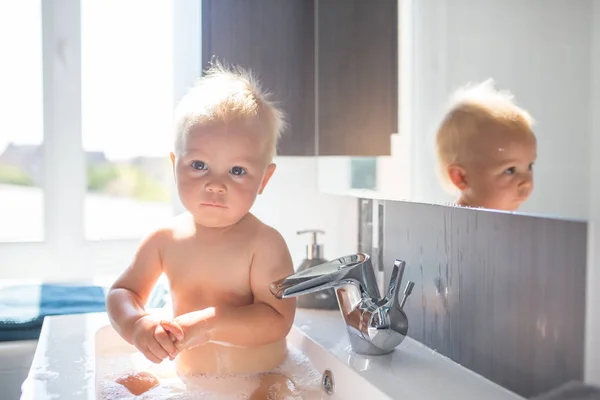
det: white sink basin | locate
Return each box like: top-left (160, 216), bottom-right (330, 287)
top-left (94, 320), bottom-right (389, 399)
top-left (22, 309), bottom-right (524, 399)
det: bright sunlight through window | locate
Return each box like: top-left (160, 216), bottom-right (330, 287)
top-left (81, 0), bottom-right (175, 240)
top-left (0, 1), bottom-right (44, 243)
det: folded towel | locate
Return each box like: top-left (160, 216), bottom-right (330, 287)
top-left (532, 381), bottom-right (600, 400)
top-left (0, 283), bottom-right (106, 341)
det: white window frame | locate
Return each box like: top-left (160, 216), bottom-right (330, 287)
top-left (0, 0), bottom-right (199, 280)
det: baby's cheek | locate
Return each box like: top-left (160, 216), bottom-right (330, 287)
top-left (178, 180), bottom-right (199, 199)
top-left (233, 183), bottom-right (259, 201)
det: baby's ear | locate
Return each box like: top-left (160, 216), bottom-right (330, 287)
top-left (169, 152), bottom-right (177, 179)
top-left (448, 164), bottom-right (468, 190)
top-left (259, 163), bottom-right (276, 194)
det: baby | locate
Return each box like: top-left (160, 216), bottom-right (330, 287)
top-left (435, 79), bottom-right (537, 212)
top-left (106, 63), bottom-right (301, 399)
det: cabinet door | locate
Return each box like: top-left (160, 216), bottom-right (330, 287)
top-left (317, 0), bottom-right (397, 156)
top-left (202, 0), bottom-right (315, 156)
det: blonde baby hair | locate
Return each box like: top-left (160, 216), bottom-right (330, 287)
top-left (173, 60), bottom-right (286, 161)
top-left (435, 78), bottom-right (535, 192)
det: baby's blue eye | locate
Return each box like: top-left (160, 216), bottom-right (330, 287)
top-left (504, 167), bottom-right (516, 175)
top-left (230, 166), bottom-right (247, 176)
top-left (191, 161), bottom-right (207, 171)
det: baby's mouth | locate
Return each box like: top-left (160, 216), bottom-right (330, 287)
top-left (200, 202), bottom-right (227, 208)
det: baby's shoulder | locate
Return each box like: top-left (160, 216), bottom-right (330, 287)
top-left (246, 214), bottom-right (287, 250)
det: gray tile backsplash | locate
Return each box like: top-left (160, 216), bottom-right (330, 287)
top-left (379, 200), bottom-right (587, 398)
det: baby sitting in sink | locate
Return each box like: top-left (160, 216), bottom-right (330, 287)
top-left (106, 62), bottom-right (304, 399)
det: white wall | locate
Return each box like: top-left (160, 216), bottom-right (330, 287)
top-left (316, 133), bottom-right (411, 201)
top-left (252, 157), bottom-right (358, 268)
top-left (585, 0), bottom-right (600, 386)
top-left (408, 0), bottom-right (592, 220)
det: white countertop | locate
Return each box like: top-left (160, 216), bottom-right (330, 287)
top-left (21, 308), bottom-right (524, 399)
top-left (293, 310), bottom-right (524, 400)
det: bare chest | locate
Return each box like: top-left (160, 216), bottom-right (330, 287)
top-left (162, 239), bottom-right (255, 310)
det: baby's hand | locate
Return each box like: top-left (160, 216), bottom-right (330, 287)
top-left (131, 315), bottom-right (184, 363)
top-left (160, 309), bottom-right (212, 352)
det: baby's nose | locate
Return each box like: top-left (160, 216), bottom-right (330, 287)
top-left (520, 174), bottom-right (533, 187)
top-left (205, 181), bottom-right (227, 194)
top-left (518, 175), bottom-right (533, 195)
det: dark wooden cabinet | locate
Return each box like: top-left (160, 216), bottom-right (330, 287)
top-left (316, 0), bottom-right (397, 156)
top-left (201, 0), bottom-right (315, 156)
top-left (201, 0), bottom-right (396, 157)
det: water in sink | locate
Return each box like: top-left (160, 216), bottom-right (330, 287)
top-left (98, 346), bottom-right (326, 399)
top-left (96, 325), bottom-right (332, 399)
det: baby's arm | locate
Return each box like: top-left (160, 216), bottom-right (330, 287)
top-left (166, 226), bottom-right (296, 349)
top-left (106, 229), bottom-right (182, 362)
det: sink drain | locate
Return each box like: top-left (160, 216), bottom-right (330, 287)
top-left (321, 369), bottom-right (335, 395)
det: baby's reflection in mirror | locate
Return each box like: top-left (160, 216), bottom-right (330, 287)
top-left (435, 79), bottom-right (537, 212)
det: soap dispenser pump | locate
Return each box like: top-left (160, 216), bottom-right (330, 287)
top-left (295, 229), bottom-right (339, 310)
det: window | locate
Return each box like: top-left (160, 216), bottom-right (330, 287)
top-left (81, 0), bottom-right (174, 240)
top-left (0, 0), bottom-right (200, 279)
top-left (0, 1), bottom-right (44, 243)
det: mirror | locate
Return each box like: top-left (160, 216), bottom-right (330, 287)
top-left (318, 0), bottom-right (594, 221)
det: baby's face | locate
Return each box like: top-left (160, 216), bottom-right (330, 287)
top-left (462, 129), bottom-right (537, 211)
top-left (171, 123), bottom-right (274, 228)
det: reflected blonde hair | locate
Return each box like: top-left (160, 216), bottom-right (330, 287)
top-left (435, 79), bottom-right (535, 191)
top-left (173, 61), bottom-right (286, 161)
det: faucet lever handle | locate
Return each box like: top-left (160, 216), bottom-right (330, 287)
top-left (400, 281), bottom-right (415, 309)
top-left (386, 260), bottom-right (406, 308)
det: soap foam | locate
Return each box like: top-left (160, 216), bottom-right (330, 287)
top-left (272, 346), bottom-right (322, 392)
top-left (99, 346), bottom-right (323, 400)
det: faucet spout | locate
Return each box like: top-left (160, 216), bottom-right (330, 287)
top-left (269, 260), bottom-right (351, 299)
top-left (270, 253), bottom-right (380, 300)
top-left (270, 253), bottom-right (414, 356)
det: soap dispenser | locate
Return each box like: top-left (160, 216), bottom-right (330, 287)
top-left (295, 229), bottom-right (339, 310)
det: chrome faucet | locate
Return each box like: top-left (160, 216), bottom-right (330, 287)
top-left (270, 253), bottom-right (415, 356)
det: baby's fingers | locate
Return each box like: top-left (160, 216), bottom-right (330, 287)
top-left (141, 344), bottom-right (163, 364)
top-left (147, 340), bottom-right (170, 363)
top-left (154, 325), bottom-right (178, 359)
top-left (160, 319), bottom-right (184, 341)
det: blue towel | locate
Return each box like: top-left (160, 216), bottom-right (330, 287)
top-left (0, 283), bottom-right (106, 341)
